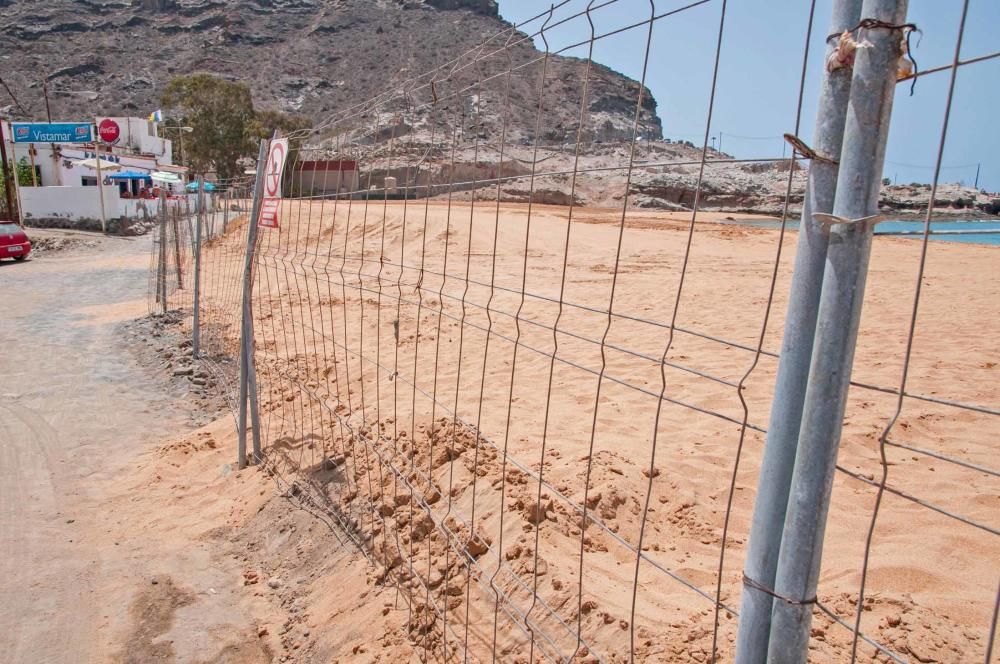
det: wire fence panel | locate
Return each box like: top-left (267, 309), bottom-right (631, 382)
top-left (147, 196), bottom-right (191, 316)
top-left (149, 181), bottom-right (254, 413)
top-left (149, 1), bottom-right (998, 661)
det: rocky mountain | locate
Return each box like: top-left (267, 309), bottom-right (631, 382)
top-left (0, 0), bottom-right (661, 145)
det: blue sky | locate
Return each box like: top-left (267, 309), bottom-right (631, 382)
top-left (495, 0), bottom-right (1000, 192)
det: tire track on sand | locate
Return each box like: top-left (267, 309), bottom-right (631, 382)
top-left (0, 401), bottom-right (96, 662)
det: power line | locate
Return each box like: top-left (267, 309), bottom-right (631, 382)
top-left (885, 159), bottom-right (979, 170)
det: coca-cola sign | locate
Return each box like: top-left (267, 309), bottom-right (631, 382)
top-left (97, 118), bottom-right (121, 145)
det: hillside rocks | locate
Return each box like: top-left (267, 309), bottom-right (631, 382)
top-left (0, 0), bottom-right (657, 145)
top-left (423, 0), bottom-right (498, 16)
top-left (404, 141), bottom-right (994, 217)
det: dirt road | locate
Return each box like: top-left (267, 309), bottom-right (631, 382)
top-left (0, 231), bottom-right (410, 664)
top-left (0, 233), bottom-right (212, 661)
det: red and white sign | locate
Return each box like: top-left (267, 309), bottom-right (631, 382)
top-left (97, 118), bottom-right (121, 145)
top-left (258, 138), bottom-right (288, 229)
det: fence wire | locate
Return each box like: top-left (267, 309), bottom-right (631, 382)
top-left (150, 0), bottom-right (998, 661)
top-left (149, 180), bottom-right (254, 414)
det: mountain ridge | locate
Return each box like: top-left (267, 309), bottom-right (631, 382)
top-left (0, 0), bottom-right (662, 146)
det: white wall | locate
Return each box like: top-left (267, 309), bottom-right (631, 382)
top-left (20, 185), bottom-right (119, 222)
top-left (118, 197), bottom-right (160, 221)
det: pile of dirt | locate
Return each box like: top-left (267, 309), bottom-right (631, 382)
top-left (25, 216), bottom-right (154, 236)
top-left (27, 234), bottom-right (100, 256)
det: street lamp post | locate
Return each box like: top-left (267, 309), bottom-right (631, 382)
top-left (163, 125), bottom-right (193, 169)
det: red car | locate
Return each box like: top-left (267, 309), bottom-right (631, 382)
top-left (0, 222), bottom-right (31, 262)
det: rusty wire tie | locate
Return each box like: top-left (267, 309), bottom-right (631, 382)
top-left (742, 573), bottom-right (817, 607)
top-left (828, 18), bottom-right (922, 96)
top-left (783, 133), bottom-right (838, 165)
top-left (827, 17), bottom-right (918, 43)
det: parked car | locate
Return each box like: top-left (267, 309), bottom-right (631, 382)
top-left (0, 222), bottom-right (31, 262)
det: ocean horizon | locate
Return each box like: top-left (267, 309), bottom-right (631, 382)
top-left (726, 218), bottom-right (1000, 246)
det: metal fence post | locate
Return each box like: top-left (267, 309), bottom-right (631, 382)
top-left (223, 187), bottom-right (229, 234)
top-left (247, 342), bottom-right (262, 463)
top-left (238, 140), bottom-right (269, 469)
top-left (171, 205), bottom-right (183, 289)
top-left (734, 1), bottom-right (861, 660)
top-left (766, 1), bottom-right (908, 661)
top-left (193, 175), bottom-right (203, 358)
top-left (158, 189), bottom-right (168, 314)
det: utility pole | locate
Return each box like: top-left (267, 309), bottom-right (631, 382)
top-left (27, 144), bottom-right (37, 187)
top-left (42, 79), bottom-right (52, 123)
top-left (974, 162), bottom-right (980, 190)
top-left (94, 136), bottom-right (107, 233)
top-left (41, 73), bottom-right (64, 186)
top-left (0, 120), bottom-right (16, 223)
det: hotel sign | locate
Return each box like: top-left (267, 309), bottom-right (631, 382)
top-left (11, 122), bottom-right (93, 143)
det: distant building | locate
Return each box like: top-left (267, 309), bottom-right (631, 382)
top-left (289, 160), bottom-right (360, 197)
top-left (2, 117), bottom-right (187, 230)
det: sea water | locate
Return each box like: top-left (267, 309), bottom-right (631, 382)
top-left (728, 218), bottom-right (1000, 246)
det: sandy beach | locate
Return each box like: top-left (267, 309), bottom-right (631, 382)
top-left (172, 198), bottom-right (998, 662)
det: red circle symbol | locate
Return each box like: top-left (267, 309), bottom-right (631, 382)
top-left (265, 142), bottom-right (286, 196)
top-left (98, 118), bottom-right (121, 144)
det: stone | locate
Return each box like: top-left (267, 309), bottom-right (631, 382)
top-left (465, 534), bottom-right (489, 558)
top-left (525, 500), bottom-right (552, 524)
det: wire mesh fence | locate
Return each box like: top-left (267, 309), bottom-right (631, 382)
top-left (149, 179), bottom-right (254, 411)
top-left (149, 0), bottom-right (998, 661)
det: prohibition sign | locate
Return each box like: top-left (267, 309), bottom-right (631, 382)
top-left (259, 138), bottom-right (288, 229)
top-left (265, 141), bottom-right (286, 197)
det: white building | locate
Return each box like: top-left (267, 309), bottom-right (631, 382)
top-left (3, 117), bottom-right (187, 231)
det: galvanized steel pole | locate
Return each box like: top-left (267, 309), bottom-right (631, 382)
top-left (767, 1), bottom-right (908, 661)
top-left (193, 175), bottom-right (203, 358)
top-left (238, 140), bottom-right (269, 469)
top-left (734, 1), bottom-right (862, 660)
top-left (158, 189), bottom-right (168, 314)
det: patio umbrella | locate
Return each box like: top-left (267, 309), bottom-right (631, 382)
top-left (185, 181), bottom-right (217, 192)
top-left (75, 157), bottom-right (122, 171)
top-left (151, 171), bottom-right (182, 184)
top-left (107, 170), bottom-right (153, 181)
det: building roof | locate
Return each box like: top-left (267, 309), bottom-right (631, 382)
top-left (155, 163), bottom-right (189, 174)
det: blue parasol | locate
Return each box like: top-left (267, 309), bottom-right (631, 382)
top-left (185, 181), bottom-right (217, 192)
top-left (107, 170), bottom-right (152, 181)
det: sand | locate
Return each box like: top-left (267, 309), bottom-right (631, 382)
top-left (168, 199), bottom-right (998, 663)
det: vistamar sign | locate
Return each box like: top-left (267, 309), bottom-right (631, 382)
top-left (11, 122), bottom-right (93, 143)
